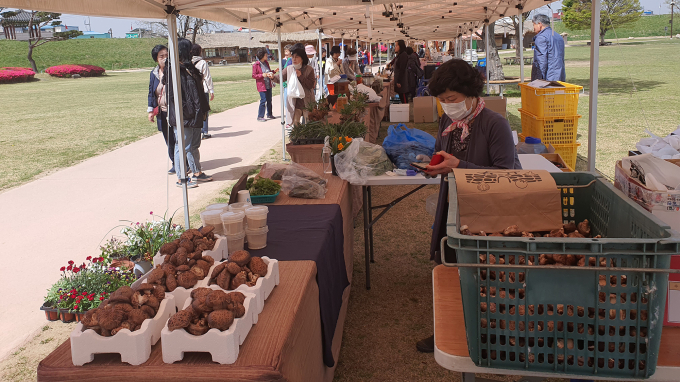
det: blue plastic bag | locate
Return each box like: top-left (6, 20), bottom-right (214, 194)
top-left (382, 124), bottom-right (436, 170)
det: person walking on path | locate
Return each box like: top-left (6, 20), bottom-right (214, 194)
top-left (392, 40), bottom-right (412, 104)
top-left (166, 38), bottom-right (213, 188)
top-left (531, 13), bottom-right (566, 82)
top-left (191, 44), bottom-right (215, 140)
top-left (147, 44), bottom-right (175, 175)
top-left (252, 48), bottom-right (277, 122)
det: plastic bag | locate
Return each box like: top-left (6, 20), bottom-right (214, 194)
top-left (281, 175), bottom-right (327, 199)
top-left (635, 128), bottom-right (680, 159)
top-left (259, 163), bottom-right (290, 180)
top-left (621, 153), bottom-right (680, 191)
top-left (382, 124), bottom-right (436, 169)
top-left (335, 138), bottom-right (394, 185)
top-left (285, 66), bottom-right (305, 125)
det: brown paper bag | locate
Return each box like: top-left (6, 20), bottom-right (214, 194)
top-left (452, 169), bottom-right (562, 234)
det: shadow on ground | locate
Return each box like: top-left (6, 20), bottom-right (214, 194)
top-left (199, 157), bottom-right (242, 171)
top-left (210, 130), bottom-right (253, 139)
top-left (568, 77), bottom-right (664, 95)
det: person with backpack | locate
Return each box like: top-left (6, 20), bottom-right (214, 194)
top-left (165, 38), bottom-right (212, 188)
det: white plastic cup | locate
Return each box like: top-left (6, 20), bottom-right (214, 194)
top-left (245, 206), bottom-right (269, 229)
top-left (237, 190), bottom-right (252, 205)
top-left (200, 210), bottom-right (224, 235)
top-left (205, 203), bottom-right (229, 213)
top-left (220, 211), bottom-right (245, 235)
top-left (225, 231), bottom-right (246, 255)
top-left (246, 226), bottom-right (269, 250)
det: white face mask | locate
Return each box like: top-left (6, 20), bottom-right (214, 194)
top-left (293, 63), bottom-right (302, 70)
top-left (440, 99), bottom-right (470, 120)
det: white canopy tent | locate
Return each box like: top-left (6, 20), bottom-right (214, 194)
top-left (0, 0), bottom-right (603, 227)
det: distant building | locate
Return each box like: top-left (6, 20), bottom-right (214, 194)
top-left (125, 28), bottom-right (162, 38)
top-left (1, 10), bottom-right (45, 40)
top-left (41, 25), bottom-right (79, 33)
top-left (75, 31), bottom-right (112, 39)
top-left (643, 10), bottom-right (654, 15)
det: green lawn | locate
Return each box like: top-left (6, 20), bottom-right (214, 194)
top-left (554, 14), bottom-right (675, 40)
top-left (0, 64), bottom-right (278, 191)
top-left (501, 38), bottom-right (680, 177)
top-left (0, 38), bottom-right (167, 72)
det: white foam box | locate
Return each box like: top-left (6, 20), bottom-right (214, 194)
top-left (153, 235), bottom-right (227, 267)
top-left (389, 103), bottom-right (410, 123)
top-left (208, 257), bottom-right (279, 321)
top-left (70, 294), bottom-right (176, 366)
top-left (132, 263), bottom-right (217, 312)
top-left (161, 286), bottom-right (256, 364)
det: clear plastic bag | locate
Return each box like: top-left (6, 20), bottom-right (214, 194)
top-left (259, 163), bottom-right (290, 180)
top-left (281, 175), bottom-right (327, 199)
top-left (334, 138), bottom-right (394, 185)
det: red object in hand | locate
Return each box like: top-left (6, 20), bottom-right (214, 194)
top-left (429, 154), bottom-right (444, 166)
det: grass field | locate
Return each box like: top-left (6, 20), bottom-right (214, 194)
top-left (0, 38), bottom-right (167, 72)
top-left (502, 38), bottom-right (680, 178)
top-left (0, 63), bottom-right (278, 192)
top-left (554, 14), bottom-right (675, 40)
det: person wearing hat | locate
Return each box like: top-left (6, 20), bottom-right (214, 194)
top-left (273, 47), bottom-right (316, 125)
top-left (325, 45), bottom-right (344, 85)
top-left (342, 46), bottom-right (360, 82)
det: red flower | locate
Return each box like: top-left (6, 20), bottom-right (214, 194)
top-left (86, 256), bottom-right (92, 260)
top-left (99, 296), bottom-right (105, 301)
top-left (82, 292), bottom-right (87, 296)
top-left (74, 305), bottom-right (78, 309)
top-left (60, 266), bottom-right (66, 272)
top-left (88, 296), bottom-right (94, 301)
top-left (73, 267), bottom-right (80, 273)
top-left (67, 265), bottom-right (72, 271)
top-left (68, 260), bottom-right (74, 265)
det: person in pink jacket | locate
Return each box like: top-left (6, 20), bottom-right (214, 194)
top-left (252, 48), bottom-right (277, 122)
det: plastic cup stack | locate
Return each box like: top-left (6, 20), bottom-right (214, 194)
top-left (245, 206), bottom-right (269, 250)
top-left (200, 210), bottom-right (224, 236)
top-left (225, 202), bottom-right (251, 254)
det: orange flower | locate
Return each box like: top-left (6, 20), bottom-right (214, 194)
top-left (338, 143), bottom-right (344, 151)
top-left (346, 137), bottom-right (353, 142)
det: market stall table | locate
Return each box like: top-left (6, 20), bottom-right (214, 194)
top-left (38, 261), bottom-right (336, 382)
top-left (432, 265), bottom-right (680, 382)
top-left (357, 155), bottom-right (561, 290)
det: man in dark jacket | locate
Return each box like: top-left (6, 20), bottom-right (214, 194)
top-left (531, 13), bottom-right (566, 82)
top-left (167, 39), bottom-right (212, 188)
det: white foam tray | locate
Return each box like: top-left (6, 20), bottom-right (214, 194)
top-left (131, 263), bottom-right (217, 312)
top-left (160, 286), bottom-right (256, 364)
top-left (232, 257), bottom-right (279, 320)
top-left (70, 294), bottom-right (176, 366)
top-left (153, 235), bottom-right (226, 267)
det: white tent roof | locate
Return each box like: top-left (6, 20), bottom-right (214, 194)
top-left (0, 0), bottom-right (554, 41)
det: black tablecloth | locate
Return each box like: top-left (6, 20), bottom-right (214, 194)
top-left (249, 204), bottom-right (349, 368)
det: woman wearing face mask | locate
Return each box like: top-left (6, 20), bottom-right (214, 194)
top-left (415, 58), bottom-right (520, 354)
top-left (341, 47), bottom-right (360, 81)
top-left (274, 47), bottom-right (316, 125)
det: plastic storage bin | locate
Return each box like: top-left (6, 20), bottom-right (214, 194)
top-left (205, 203), bottom-right (229, 213)
top-left (245, 206), bottom-right (268, 229)
top-left (444, 172), bottom-right (680, 378)
top-left (250, 191), bottom-right (279, 204)
top-left (200, 210), bottom-right (224, 235)
top-left (225, 231), bottom-right (246, 255)
top-left (519, 81), bottom-right (583, 118)
top-left (246, 226), bottom-right (269, 250)
top-left (220, 211), bottom-right (245, 235)
top-left (519, 109), bottom-right (580, 145)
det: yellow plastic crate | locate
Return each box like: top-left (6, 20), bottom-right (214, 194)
top-left (519, 81), bottom-right (582, 118)
top-left (519, 134), bottom-right (580, 169)
top-left (519, 109), bottom-right (580, 145)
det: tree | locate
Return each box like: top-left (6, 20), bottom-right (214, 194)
top-left (477, 23), bottom-right (506, 86)
top-left (136, 16), bottom-right (216, 43)
top-left (495, 12), bottom-right (533, 58)
top-left (562, 0), bottom-right (643, 44)
top-left (664, 0), bottom-right (680, 15)
top-left (1, 10), bottom-right (62, 72)
top-left (54, 30), bottom-right (83, 40)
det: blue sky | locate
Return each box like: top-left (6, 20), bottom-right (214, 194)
top-left (35, 1), bottom-right (680, 38)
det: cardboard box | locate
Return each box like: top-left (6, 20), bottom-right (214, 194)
top-left (482, 96), bottom-right (507, 119)
top-left (451, 169), bottom-right (562, 234)
top-left (390, 103), bottom-right (410, 123)
top-left (539, 153), bottom-right (573, 172)
top-left (665, 255), bottom-right (680, 327)
top-left (413, 96), bottom-right (438, 123)
top-left (614, 160), bottom-right (680, 233)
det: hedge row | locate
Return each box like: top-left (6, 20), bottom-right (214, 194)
top-left (45, 64), bottom-right (105, 78)
top-left (0, 67), bottom-right (35, 83)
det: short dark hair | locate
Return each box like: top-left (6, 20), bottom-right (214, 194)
top-left (284, 44), bottom-right (293, 52)
top-left (151, 44), bottom-right (167, 62)
top-left (406, 46), bottom-right (414, 55)
top-left (291, 43), bottom-right (305, 52)
top-left (292, 48), bottom-right (309, 66)
top-left (256, 48), bottom-right (267, 60)
top-left (178, 39), bottom-right (193, 63)
top-left (191, 44), bottom-right (202, 57)
top-left (346, 48), bottom-right (357, 56)
top-left (428, 58), bottom-right (484, 98)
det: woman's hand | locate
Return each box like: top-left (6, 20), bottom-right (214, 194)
top-left (148, 112), bottom-right (155, 123)
top-left (425, 151), bottom-right (460, 175)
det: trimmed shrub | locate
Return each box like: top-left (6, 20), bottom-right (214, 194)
top-left (45, 64), bottom-right (105, 78)
top-left (0, 67), bottom-right (35, 83)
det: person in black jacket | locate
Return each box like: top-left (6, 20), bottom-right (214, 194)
top-left (165, 38), bottom-right (212, 188)
top-left (147, 44), bottom-right (175, 174)
top-left (405, 46), bottom-right (423, 99)
top-left (392, 40), bottom-right (411, 104)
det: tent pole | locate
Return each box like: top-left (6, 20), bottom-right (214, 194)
top-left (485, 22), bottom-right (490, 95)
top-left (278, 26), bottom-right (286, 161)
top-left (588, 0), bottom-right (601, 172)
top-left (167, 13), bottom-right (190, 229)
top-left (519, 8), bottom-right (524, 82)
top-left (318, 29), bottom-right (323, 97)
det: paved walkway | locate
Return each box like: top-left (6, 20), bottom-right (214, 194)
top-left (0, 96), bottom-right (285, 360)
